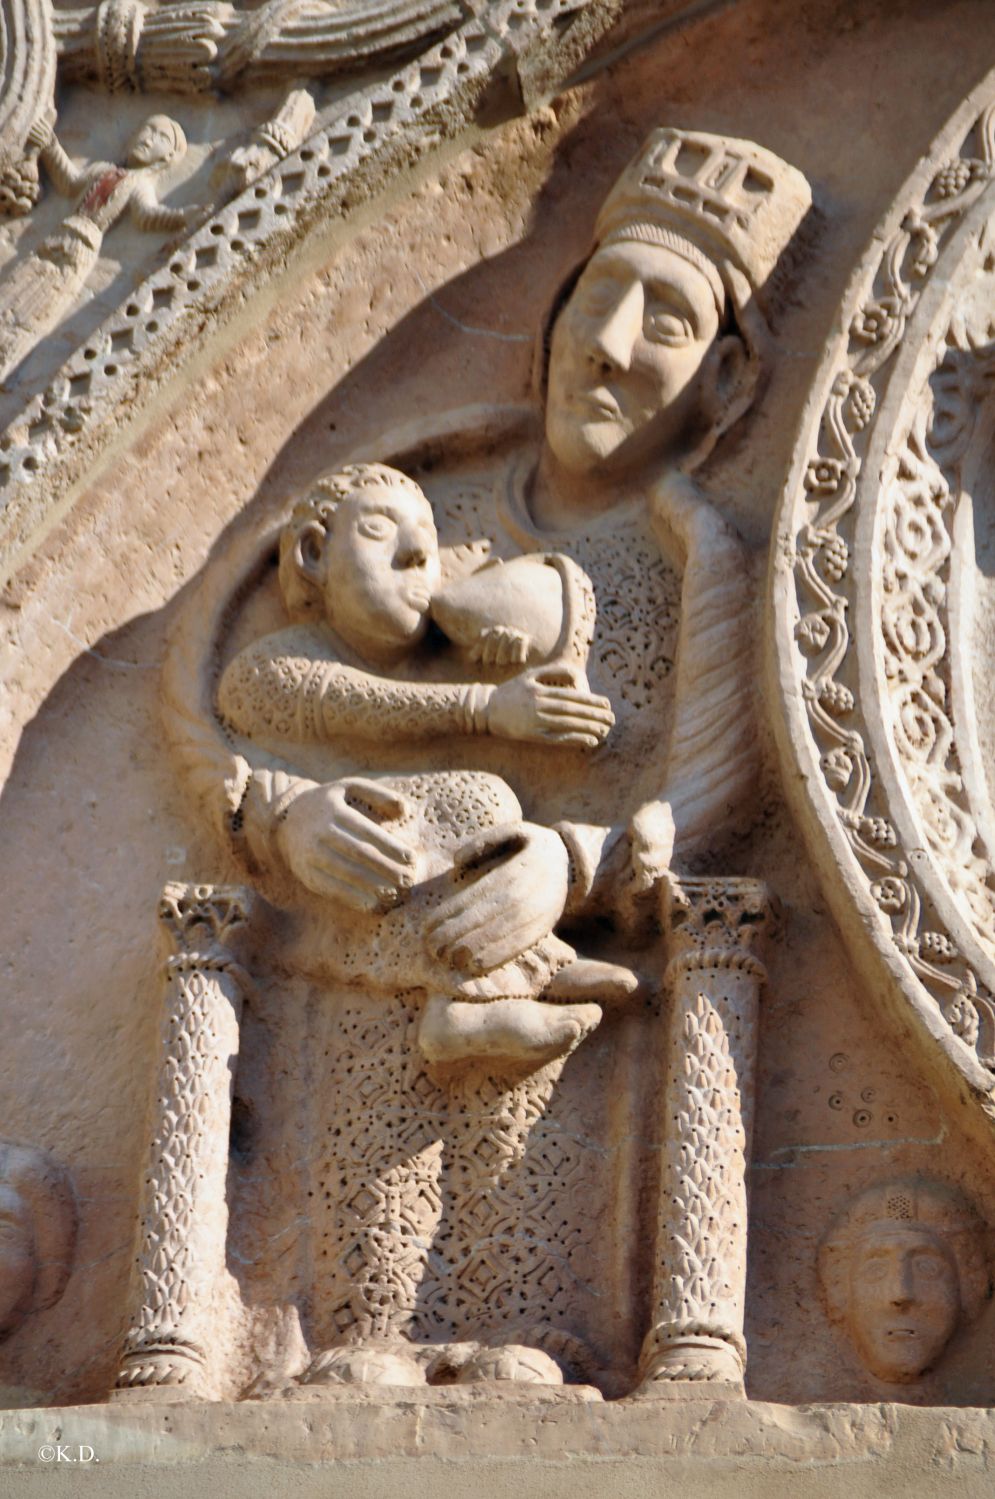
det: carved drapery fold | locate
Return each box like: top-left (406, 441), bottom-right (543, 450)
top-left (115, 883), bottom-right (252, 1399)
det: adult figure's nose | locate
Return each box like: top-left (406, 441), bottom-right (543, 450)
top-left (398, 544), bottom-right (428, 569)
top-left (587, 280), bottom-right (643, 374)
top-left (888, 1254), bottom-right (917, 1309)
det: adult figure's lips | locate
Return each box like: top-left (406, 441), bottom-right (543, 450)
top-left (408, 589), bottom-right (431, 610)
top-left (574, 387), bottom-right (622, 420)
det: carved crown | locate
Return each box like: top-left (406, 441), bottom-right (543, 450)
top-left (594, 127), bottom-right (811, 316)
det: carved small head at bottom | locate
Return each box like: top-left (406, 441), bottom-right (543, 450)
top-left (818, 1178), bottom-right (990, 1383)
top-left (0, 1140), bottom-right (76, 1340)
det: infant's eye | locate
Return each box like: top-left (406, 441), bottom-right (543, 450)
top-left (645, 307), bottom-right (693, 345)
top-left (357, 514), bottom-right (397, 541)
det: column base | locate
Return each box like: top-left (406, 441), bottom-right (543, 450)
top-left (638, 1335), bottom-right (745, 1392)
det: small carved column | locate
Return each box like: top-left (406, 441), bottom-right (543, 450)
top-left (114, 882), bottom-right (252, 1400)
top-left (640, 876), bottom-right (770, 1389)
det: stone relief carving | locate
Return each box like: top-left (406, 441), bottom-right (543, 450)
top-left (770, 77), bottom-right (995, 1103)
top-left (217, 87), bottom-right (316, 198)
top-left (0, 0), bottom-right (56, 216)
top-left (54, 0), bottom-right (468, 94)
top-left (818, 1180), bottom-right (990, 1384)
top-left (0, 1140), bottom-right (76, 1342)
top-left (115, 884), bottom-right (252, 1398)
top-left (0, 113), bottom-right (196, 383)
top-left (0, 0), bottom-right (620, 584)
top-left (640, 877), bottom-right (769, 1386)
top-left (215, 459), bottom-right (623, 1069)
top-left (148, 124), bottom-right (811, 1400)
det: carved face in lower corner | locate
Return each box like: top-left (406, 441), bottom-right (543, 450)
top-left (848, 1224), bottom-right (961, 1382)
top-left (544, 240), bottom-right (724, 478)
top-left (0, 1185), bottom-right (35, 1336)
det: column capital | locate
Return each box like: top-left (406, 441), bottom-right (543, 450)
top-left (663, 875), bottom-right (771, 983)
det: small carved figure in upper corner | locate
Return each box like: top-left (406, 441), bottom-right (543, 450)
top-left (0, 1140), bottom-right (76, 1341)
top-left (0, 113), bottom-right (199, 385)
top-left (818, 1178), bottom-right (990, 1383)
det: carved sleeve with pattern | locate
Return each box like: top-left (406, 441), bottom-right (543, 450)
top-left (129, 178), bottom-right (188, 234)
top-left (217, 630), bottom-right (487, 743)
top-left (39, 136), bottom-right (88, 198)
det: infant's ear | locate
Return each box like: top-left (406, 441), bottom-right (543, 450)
top-left (292, 520), bottom-right (326, 586)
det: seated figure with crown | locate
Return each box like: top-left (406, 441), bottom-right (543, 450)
top-left (167, 127), bottom-right (812, 1395)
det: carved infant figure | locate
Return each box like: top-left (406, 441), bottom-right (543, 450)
top-left (218, 462), bottom-right (633, 1068)
top-left (0, 1141), bottom-right (76, 1342)
top-left (818, 1179), bottom-right (990, 1383)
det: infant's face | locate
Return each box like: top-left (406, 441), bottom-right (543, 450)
top-left (324, 484), bottom-right (440, 654)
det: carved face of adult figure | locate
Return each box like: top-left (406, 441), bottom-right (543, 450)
top-left (847, 1223), bottom-right (961, 1382)
top-left (819, 1179), bottom-right (989, 1386)
top-left (545, 241), bottom-right (741, 478)
top-left (322, 484), bottom-right (441, 660)
top-left (0, 1183), bottom-right (34, 1334)
top-left (128, 116), bottom-right (186, 170)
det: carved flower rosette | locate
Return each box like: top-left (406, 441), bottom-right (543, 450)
top-left (771, 78), bottom-right (995, 1099)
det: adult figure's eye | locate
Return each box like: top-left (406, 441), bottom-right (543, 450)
top-left (357, 514), bottom-right (397, 541)
top-left (645, 306), bottom-right (693, 344)
top-left (578, 282), bottom-right (620, 317)
top-left (913, 1253), bottom-right (943, 1279)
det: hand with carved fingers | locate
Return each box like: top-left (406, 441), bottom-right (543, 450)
top-left (486, 666), bottom-right (614, 750)
top-left (469, 624), bottom-right (532, 668)
top-left (276, 777), bottom-right (419, 912)
top-left (26, 111), bottom-right (56, 152)
top-left (425, 822), bottom-right (569, 976)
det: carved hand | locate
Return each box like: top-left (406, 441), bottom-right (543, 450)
top-left (425, 822), bottom-right (569, 975)
top-left (276, 778), bottom-right (418, 912)
top-left (26, 113), bottom-right (56, 151)
top-left (486, 667), bottom-right (614, 750)
top-left (469, 624), bottom-right (532, 667)
top-left (628, 799), bottom-right (677, 896)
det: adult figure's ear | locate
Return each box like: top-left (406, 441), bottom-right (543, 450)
top-left (702, 332), bottom-right (757, 441)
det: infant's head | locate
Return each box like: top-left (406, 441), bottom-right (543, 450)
top-left (280, 463), bottom-right (440, 660)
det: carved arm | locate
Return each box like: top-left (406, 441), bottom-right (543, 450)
top-left (217, 634), bottom-right (493, 743)
top-left (37, 133), bottom-right (88, 198)
top-left (128, 178), bottom-right (190, 234)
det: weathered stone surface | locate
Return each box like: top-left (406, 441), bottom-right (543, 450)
top-left (1, 0), bottom-right (995, 1493)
